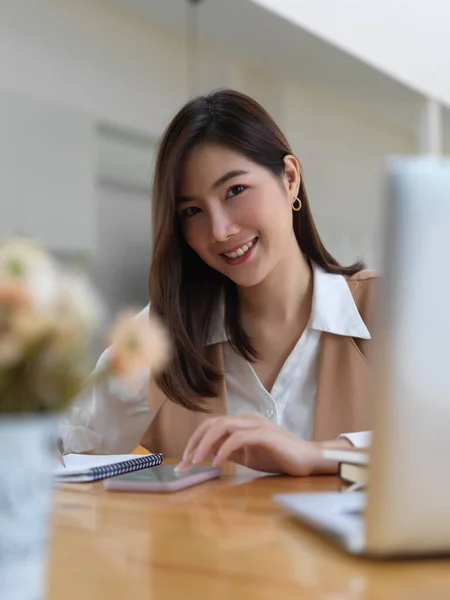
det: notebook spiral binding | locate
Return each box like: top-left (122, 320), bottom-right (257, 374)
top-left (87, 453), bottom-right (163, 481)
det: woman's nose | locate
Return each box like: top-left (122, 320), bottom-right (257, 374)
top-left (209, 209), bottom-right (240, 243)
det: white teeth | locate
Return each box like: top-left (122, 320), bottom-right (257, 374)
top-left (224, 240), bottom-right (254, 259)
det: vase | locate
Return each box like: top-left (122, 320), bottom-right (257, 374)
top-left (0, 414), bottom-right (58, 600)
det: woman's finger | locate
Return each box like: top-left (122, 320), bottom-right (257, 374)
top-left (212, 429), bottom-right (268, 466)
top-left (182, 417), bottom-right (219, 461)
top-left (183, 413), bottom-right (265, 462)
top-left (192, 417), bottom-right (262, 465)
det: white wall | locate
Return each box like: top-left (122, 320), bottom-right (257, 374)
top-left (284, 81), bottom-right (416, 267)
top-left (252, 0), bottom-right (450, 108)
top-left (0, 90), bottom-right (96, 252)
top-left (232, 66), bottom-right (415, 267)
top-left (0, 0), bottom-right (239, 138)
top-left (0, 0), bottom-right (416, 268)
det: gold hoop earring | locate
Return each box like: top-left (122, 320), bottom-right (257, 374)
top-left (292, 196), bottom-right (302, 212)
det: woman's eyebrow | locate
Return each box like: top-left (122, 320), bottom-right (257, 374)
top-left (176, 169), bottom-right (249, 205)
top-left (211, 169), bottom-right (249, 190)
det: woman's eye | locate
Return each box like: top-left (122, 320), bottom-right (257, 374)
top-left (226, 185), bottom-right (246, 199)
top-left (182, 206), bottom-right (201, 219)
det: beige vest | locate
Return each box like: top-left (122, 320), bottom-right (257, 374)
top-left (141, 270), bottom-right (377, 457)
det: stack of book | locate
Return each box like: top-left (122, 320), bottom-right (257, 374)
top-left (321, 446), bottom-right (369, 486)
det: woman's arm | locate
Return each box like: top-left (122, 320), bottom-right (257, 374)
top-left (58, 307), bottom-right (153, 455)
top-left (176, 414), bottom-right (364, 476)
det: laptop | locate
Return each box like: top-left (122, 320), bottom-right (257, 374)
top-left (274, 158), bottom-right (450, 557)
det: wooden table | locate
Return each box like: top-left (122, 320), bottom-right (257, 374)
top-left (47, 465), bottom-right (450, 600)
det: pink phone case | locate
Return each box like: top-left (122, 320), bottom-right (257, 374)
top-left (104, 466), bottom-right (222, 493)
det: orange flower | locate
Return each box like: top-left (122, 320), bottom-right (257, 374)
top-left (0, 281), bottom-right (30, 308)
top-left (108, 311), bottom-right (171, 388)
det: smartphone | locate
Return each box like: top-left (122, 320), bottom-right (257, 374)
top-left (103, 464), bottom-right (222, 493)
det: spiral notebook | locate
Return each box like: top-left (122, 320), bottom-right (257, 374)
top-left (54, 453), bottom-right (163, 483)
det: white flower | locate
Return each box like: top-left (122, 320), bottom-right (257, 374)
top-left (0, 237), bottom-right (60, 312)
top-left (57, 272), bottom-right (105, 334)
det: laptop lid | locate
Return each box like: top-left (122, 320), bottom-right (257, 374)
top-left (365, 158), bottom-right (450, 555)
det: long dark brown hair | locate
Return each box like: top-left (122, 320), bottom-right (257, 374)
top-left (150, 89), bottom-right (363, 411)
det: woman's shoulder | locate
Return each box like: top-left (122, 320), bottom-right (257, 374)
top-left (346, 269), bottom-right (379, 325)
top-left (346, 269), bottom-right (379, 294)
top-left (348, 269), bottom-right (379, 283)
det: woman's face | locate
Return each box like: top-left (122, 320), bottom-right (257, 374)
top-left (177, 143), bottom-right (300, 288)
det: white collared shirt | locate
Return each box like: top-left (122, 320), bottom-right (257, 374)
top-left (60, 264), bottom-right (371, 454)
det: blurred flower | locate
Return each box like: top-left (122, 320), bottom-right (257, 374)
top-left (108, 311), bottom-right (171, 388)
top-left (0, 236), bottom-right (102, 413)
top-left (0, 331), bottom-right (23, 368)
top-left (9, 306), bottom-right (50, 347)
top-left (0, 281), bottom-right (30, 310)
top-left (0, 235), bottom-right (172, 414)
top-left (0, 282), bottom-right (50, 368)
top-left (0, 237), bottom-right (60, 312)
top-left (57, 273), bottom-right (105, 333)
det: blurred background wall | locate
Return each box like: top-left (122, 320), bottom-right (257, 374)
top-left (1, 0), bottom-right (448, 349)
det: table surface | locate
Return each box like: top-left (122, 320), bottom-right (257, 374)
top-left (47, 464), bottom-right (450, 600)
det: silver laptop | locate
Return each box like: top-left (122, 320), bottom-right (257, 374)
top-left (275, 158), bottom-right (450, 557)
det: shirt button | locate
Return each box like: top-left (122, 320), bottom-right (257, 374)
top-left (265, 408), bottom-right (274, 419)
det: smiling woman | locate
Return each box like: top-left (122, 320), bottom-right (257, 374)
top-left (150, 90), bottom-right (364, 407)
top-left (61, 90), bottom-right (376, 476)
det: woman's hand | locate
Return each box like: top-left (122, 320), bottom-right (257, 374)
top-left (176, 413), bottom-right (347, 476)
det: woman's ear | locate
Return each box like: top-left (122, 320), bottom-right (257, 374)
top-left (283, 155), bottom-right (301, 197)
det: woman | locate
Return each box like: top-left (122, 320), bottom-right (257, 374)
top-left (61, 90), bottom-right (375, 476)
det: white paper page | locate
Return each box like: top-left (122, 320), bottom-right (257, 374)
top-left (54, 454), bottom-right (145, 476)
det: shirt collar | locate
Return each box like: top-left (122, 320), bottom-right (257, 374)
top-left (309, 264), bottom-right (371, 339)
top-left (206, 262), bottom-right (371, 346)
